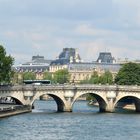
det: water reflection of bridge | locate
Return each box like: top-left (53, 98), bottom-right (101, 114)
top-left (0, 84), bottom-right (140, 112)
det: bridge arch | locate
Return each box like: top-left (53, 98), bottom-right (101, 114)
top-left (10, 96), bottom-right (23, 105)
top-left (72, 92), bottom-right (108, 112)
top-left (31, 92), bottom-right (67, 112)
top-left (0, 95), bottom-right (24, 105)
top-left (115, 95), bottom-right (140, 112)
top-left (0, 91), bottom-right (27, 105)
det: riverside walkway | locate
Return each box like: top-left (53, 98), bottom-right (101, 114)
top-left (0, 104), bottom-right (31, 118)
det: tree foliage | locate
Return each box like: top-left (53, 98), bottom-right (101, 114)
top-left (89, 71), bottom-right (100, 84)
top-left (115, 62), bottom-right (140, 85)
top-left (80, 71), bottom-right (100, 84)
top-left (53, 69), bottom-right (70, 84)
top-left (80, 71), bottom-right (113, 85)
top-left (23, 72), bottom-right (36, 80)
top-left (0, 45), bottom-right (14, 84)
top-left (12, 72), bottom-right (19, 84)
top-left (43, 71), bottom-right (52, 81)
top-left (99, 71), bottom-right (113, 84)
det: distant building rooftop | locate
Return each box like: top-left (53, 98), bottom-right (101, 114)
top-left (116, 58), bottom-right (140, 64)
top-left (51, 48), bottom-right (82, 65)
top-left (97, 52), bottom-right (116, 64)
top-left (14, 55), bottom-right (53, 72)
top-left (68, 62), bottom-right (121, 72)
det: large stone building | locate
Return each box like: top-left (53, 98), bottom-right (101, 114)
top-left (14, 49), bottom-right (124, 83)
top-left (49, 48), bottom-right (82, 73)
top-left (68, 62), bottom-right (121, 83)
top-left (49, 49), bottom-right (121, 82)
top-left (14, 55), bottom-right (52, 79)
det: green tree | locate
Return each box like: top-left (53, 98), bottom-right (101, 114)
top-left (89, 71), bottom-right (99, 84)
top-left (99, 71), bottom-right (113, 84)
top-left (43, 71), bottom-right (52, 80)
top-left (23, 72), bottom-right (36, 80)
top-left (12, 72), bottom-right (19, 84)
top-left (115, 62), bottom-right (140, 85)
top-left (53, 69), bottom-right (70, 84)
top-left (80, 71), bottom-right (99, 84)
top-left (86, 93), bottom-right (96, 101)
top-left (0, 45), bottom-right (14, 84)
top-left (80, 71), bottom-right (113, 85)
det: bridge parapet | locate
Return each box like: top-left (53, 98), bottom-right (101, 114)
top-left (1, 84), bottom-right (140, 91)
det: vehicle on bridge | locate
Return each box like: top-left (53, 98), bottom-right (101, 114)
top-left (23, 80), bottom-right (51, 85)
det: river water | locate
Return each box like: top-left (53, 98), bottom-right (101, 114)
top-left (0, 100), bottom-right (140, 140)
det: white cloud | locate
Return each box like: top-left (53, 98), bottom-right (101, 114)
top-left (75, 24), bottom-right (118, 37)
top-left (0, 0), bottom-right (140, 64)
top-left (112, 0), bottom-right (140, 28)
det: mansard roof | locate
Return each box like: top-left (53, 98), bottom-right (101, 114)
top-left (68, 62), bottom-right (121, 72)
top-left (97, 52), bottom-right (116, 63)
top-left (50, 48), bottom-right (81, 65)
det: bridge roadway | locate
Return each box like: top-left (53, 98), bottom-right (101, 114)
top-left (0, 84), bottom-right (140, 112)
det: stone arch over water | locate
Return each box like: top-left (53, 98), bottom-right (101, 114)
top-left (72, 92), bottom-right (108, 112)
top-left (114, 95), bottom-right (140, 112)
top-left (0, 95), bottom-right (23, 105)
top-left (31, 92), bottom-right (67, 112)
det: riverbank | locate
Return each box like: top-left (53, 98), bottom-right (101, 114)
top-left (0, 104), bottom-right (32, 118)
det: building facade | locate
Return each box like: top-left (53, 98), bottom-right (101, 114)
top-left (14, 55), bottom-right (52, 80)
top-left (13, 49), bottom-right (125, 83)
top-left (49, 48), bottom-right (82, 73)
top-left (68, 62), bottom-right (121, 83)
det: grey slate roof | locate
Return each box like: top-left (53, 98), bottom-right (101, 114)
top-left (97, 52), bottom-right (116, 63)
top-left (68, 62), bottom-right (121, 72)
top-left (50, 48), bottom-right (81, 65)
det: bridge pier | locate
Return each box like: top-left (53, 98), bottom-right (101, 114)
top-left (106, 98), bottom-right (115, 113)
top-left (63, 105), bottom-right (72, 112)
top-left (99, 106), bottom-right (106, 112)
top-left (135, 99), bottom-right (140, 112)
top-left (63, 90), bottom-right (75, 112)
top-left (105, 91), bottom-right (116, 113)
top-left (63, 97), bottom-right (73, 112)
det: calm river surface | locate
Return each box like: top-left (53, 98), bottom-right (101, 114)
top-left (0, 100), bottom-right (140, 140)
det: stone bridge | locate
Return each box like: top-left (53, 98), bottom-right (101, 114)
top-left (0, 84), bottom-right (140, 113)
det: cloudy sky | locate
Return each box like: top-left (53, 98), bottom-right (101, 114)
top-left (0, 0), bottom-right (140, 64)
